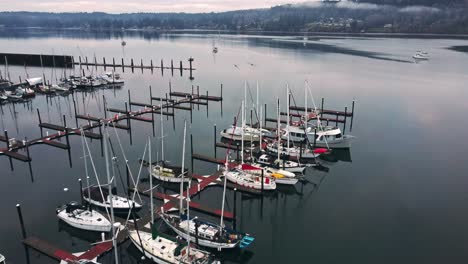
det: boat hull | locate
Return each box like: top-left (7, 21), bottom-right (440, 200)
top-left (56, 209), bottom-right (112, 232)
top-left (129, 232), bottom-right (174, 264)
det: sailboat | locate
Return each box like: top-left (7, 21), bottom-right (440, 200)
top-left (128, 228), bottom-right (218, 264)
top-left (150, 103), bottom-right (191, 183)
top-left (161, 121), bottom-right (255, 249)
top-left (130, 122), bottom-right (221, 263)
top-left (82, 186), bottom-right (142, 212)
top-left (82, 128), bottom-right (142, 212)
top-left (56, 202), bottom-right (112, 232)
top-left (57, 133), bottom-right (112, 232)
top-left (220, 82), bottom-right (272, 142)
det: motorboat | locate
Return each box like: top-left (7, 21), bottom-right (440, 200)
top-left (413, 51), bottom-right (429, 60)
top-left (100, 72), bottom-right (124, 85)
top-left (56, 201), bottom-right (112, 232)
top-left (281, 124), bottom-right (354, 149)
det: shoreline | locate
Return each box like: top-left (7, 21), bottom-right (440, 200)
top-left (2, 26), bottom-right (468, 40)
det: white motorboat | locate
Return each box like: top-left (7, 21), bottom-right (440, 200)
top-left (0, 92), bottom-right (8, 101)
top-left (160, 213), bottom-right (254, 249)
top-left (281, 124), bottom-right (354, 149)
top-left (128, 228), bottom-right (218, 264)
top-left (225, 167), bottom-right (276, 190)
top-left (56, 202), bottom-right (112, 232)
top-left (413, 51), bottom-right (429, 60)
top-left (100, 72), bottom-right (124, 85)
top-left (83, 186), bottom-right (142, 212)
top-left (150, 161), bottom-right (191, 183)
top-left (220, 125), bottom-right (271, 142)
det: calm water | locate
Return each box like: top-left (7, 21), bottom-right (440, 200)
top-left (1, 30), bottom-right (468, 264)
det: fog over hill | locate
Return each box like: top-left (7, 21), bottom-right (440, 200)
top-left (1, 0), bottom-right (467, 34)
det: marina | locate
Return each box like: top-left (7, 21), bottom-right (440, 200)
top-left (0, 28), bottom-right (467, 264)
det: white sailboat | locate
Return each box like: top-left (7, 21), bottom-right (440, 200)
top-left (161, 127), bottom-right (255, 249)
top-left (220, 82), bottom-right (272, 142)
top-left (128, 229), bottom-right (218, 264)
top-left (56, 202), bottom-right (112, 232)
top-left (150, 112), bottom-right (190, 183)
top-left (130, 121), bottom-right (220, 263)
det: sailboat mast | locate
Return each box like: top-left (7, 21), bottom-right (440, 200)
top-left (259, 107), bottom-right (263, 147)
top-left (286, 85), bottom-right (290, 149)
top-left (277, 98), bottom-right (280, 161)
top-left (179, 120), bottom-right (187, 215)
top-left (160, 103), bottom-right (165, 161)
top-left (5, 56), bottom-right (10, 82)
top-left (241, 100), bottom-right (244, 164)
top-left (103, 124), bottom-right (119, 264)
top-left (256, 81), bottom-right (259, 119)
top-left (80, 130), bottom-right (91, 212)
top-left (219, 154), bottom-right (228, 235)
top-left (149, 137), bottom-right (154, 225)
top-left (304, 81), bottom-right (308, 126)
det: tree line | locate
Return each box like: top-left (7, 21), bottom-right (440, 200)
top-left (1, 1), bottom-right (468, 34)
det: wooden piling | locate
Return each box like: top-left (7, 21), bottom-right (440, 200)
top-left (150, 59), bottom-right (154, 73)
top-left (190, 134), bottom-right (194, 174)
top-left (141, 59), bottom-right (143, 74)
top-left (121, 58), bottom-right (125, 72)
top-left (16, 204), bottom-right (27, 239)
top-left (160, 59), bottom-right (164, 75)
top-left (179, 61), bottom-right (183, 76)
top-left (321, 98), bottom-right (324, 118)
top-left (214, 124), bottom-right (217, 158)
top-left (79, 178), bottom-right (84, 205)
top-left (103, 57), bottom-right (106, 71)
top-left (171, 60), bottom-right (174, 76)
top-left (113, 57), bottom-right (115, 70)
top-left (131, 58), bottom-right (134, 73)
top-left (343, 107), bottom-right (347, 134)
top-left (350, 100), bottom-right (355, 131)
top-left (85, 56), bottom-right (88, 70)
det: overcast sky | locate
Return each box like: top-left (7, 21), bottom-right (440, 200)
top-left (0, 0), bottom-right (317, 13)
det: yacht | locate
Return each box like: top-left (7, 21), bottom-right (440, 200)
top-left (281, 124), bottom-right (354, 149)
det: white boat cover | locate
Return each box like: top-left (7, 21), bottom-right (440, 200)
top-left (26, 77), bottom-right (43, 86)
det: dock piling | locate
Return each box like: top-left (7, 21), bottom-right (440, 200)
top-left (214, 124), bottom-right (217, 158)
top-left (343, 107), bottom-right (347, 135)
top-left (16, 204), bottom-right (27, 239)
top-left (79, 178), bottom-right (84, 204)
top-left (350, 100), bottom-right (355, 132)
top-left (121, 58), bottom-right (124, 72)
top-left (103, 57), bottom-right (106, 71)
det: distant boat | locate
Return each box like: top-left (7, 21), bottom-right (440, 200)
top-left (413, 51), bottom-right (429, 60)
top-left (121, 40), bottom-right (126, 46)
top-left (212, 46), bottom-right (218, 53)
